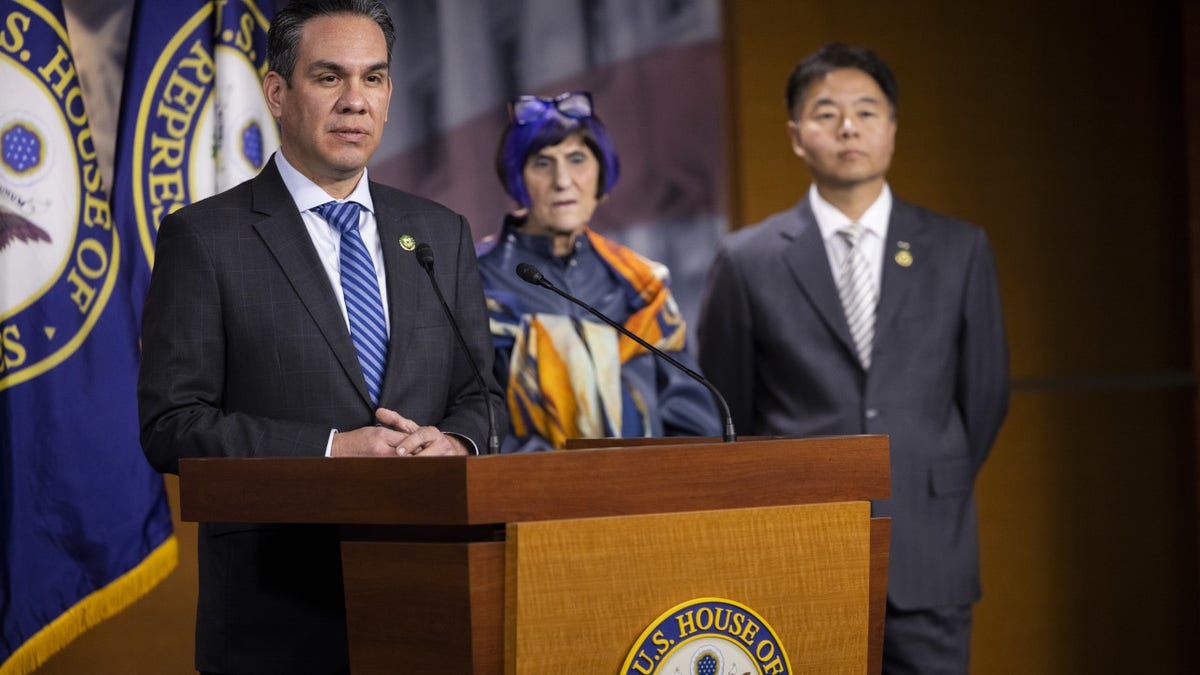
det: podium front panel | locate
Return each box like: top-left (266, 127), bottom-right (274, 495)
top-left (504, 502), bottom-right (871, 674)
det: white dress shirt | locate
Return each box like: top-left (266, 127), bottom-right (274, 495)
top-left (809, 182), bottom-right (893, 302)
top-left (274, 150), bottom-right (391, 335)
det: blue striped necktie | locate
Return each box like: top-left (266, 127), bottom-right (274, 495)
top-left (314, 200), bottom-right (388, 405)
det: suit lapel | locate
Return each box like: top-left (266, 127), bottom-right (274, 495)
top-left (873, 198), bottom-right (925, 356)
top-left (780, 199), bottom-right (861, 362)
top-left (251, 160), bottom-right (373, 406)
top-left (374, 189), bottom-right (421, 404)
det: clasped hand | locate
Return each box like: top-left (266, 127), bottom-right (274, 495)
top-left (330, 408), bottom-right (468, 457)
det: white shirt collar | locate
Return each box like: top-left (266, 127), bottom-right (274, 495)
top-left (809, 183), bottom-right (892, 243)
top-left (273, 150), bottom-right (375, 215)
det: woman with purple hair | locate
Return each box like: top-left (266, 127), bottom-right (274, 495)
top-left (476, 92), bottom-right (720, 453)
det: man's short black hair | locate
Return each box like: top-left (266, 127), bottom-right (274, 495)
top-left (785, 43), bottom-right (898, 118)
top-left (267, 0), bottom-right (395, 84)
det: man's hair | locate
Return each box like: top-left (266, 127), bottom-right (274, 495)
top-left (494, 105), bottom-right (621, 209)
top-left (785, 43), bottom-right (898, 118)
top-left (267, 0), bottom-right (396, 84)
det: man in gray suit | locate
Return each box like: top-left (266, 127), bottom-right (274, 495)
top-left (697, 43), bottom-right (1009, 674)
top-left (138, 1), bottom-right (504, 673)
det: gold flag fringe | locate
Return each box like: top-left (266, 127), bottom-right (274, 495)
top-left (0, 536), bottom-right (179, 675)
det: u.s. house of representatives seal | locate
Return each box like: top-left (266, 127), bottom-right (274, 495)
top-left (129, 0), bottom-right (277, 269)
top-left (0, 1), bottom-right (117, 389)
top-left (621, 598), bottom-right (793, 675)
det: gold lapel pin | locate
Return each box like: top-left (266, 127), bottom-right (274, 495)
top-left (894, 242), bottom-right (913, 267)
top-left (398, 235), bottom-right (416, 251)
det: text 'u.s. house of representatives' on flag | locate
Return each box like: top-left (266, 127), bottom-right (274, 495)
top-left (0, 0), bottom-right (176, 672)
top-left (113, 0), bottom-right (278, 317)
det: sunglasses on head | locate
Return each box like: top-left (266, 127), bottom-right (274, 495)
top-left (509, 91), bottom-right (594, 125)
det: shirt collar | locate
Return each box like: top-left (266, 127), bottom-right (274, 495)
top-left (273, 150), bottom-right (375, 215)
top-left (501, 214), bottom-right (593, 261)
top-left (809, 183), bottom-right (892, 243)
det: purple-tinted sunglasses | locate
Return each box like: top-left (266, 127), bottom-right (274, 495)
top-left (509, 91), bottom-right (594, 125)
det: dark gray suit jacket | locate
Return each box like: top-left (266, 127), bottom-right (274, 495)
top-left (138, 158), bottom-right (505, 673)
top-left (697, 195), bottom-right (1009, 610)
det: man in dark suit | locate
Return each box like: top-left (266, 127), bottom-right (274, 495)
top-left (696, 43), bottom-right (1009, 674)
top-left (137, 1), bottom-right (504, 673)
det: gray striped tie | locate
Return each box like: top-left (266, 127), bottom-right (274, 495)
top-left (837, 223), bottom-right (876, 369)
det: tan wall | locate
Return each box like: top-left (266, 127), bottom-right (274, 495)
top-left (724, 0), bottom-right (1197, 673)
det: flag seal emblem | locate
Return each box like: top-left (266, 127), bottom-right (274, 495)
top-left (127, 0), bottom-right (277, 270)
top-left (0, 2), bottom-right (118, 390)
top-left (620, 597), bottom-right (793, 675)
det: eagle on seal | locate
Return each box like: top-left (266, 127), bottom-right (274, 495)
top-left (0, 205), bottom-right (51, 251)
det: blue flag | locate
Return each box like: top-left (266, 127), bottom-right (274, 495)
top-left (112, 0), bottom-right (278, 318)
top-left (0, 0), bottom-right (176, 671)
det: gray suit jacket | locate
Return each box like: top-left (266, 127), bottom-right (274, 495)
top-left (697, 195), bottom-right (1009, 609)
top-left (138, 158), bottom-right (505, 672)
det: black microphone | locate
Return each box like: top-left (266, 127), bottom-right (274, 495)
top-left (515, 262), bottom-right (736, 443)
top-left (415, 243), bottom-right (500, 454)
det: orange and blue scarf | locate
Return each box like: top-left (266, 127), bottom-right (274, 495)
top-left (487, 230), bottom-right (687, 448)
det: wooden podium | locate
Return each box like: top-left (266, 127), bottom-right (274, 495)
top-left (179, 435), bottom-right (889, 674)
